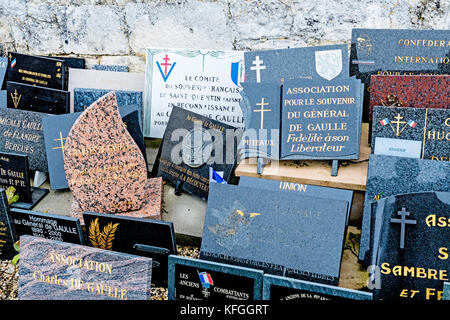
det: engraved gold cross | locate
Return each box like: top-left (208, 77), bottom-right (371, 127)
top-left (52, 131), bottom-right (67, 154)
top-left (391, 113), bottom-right (406, 137)
top-left (254, 98), bottom-right (271, 129)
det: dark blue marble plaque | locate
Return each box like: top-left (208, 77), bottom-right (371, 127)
top-left (359, 155), bottom-right (450, 265)
top-left (0, 189), bottom-right (15, 260)
top-left (238, 176), bottom-right (353, 225)
top-left (43, 104), bottom-right (145, 190)
top-left (83, 212), bottom-right (176, 286)
top-left (73, 88), bottom-right (142, 115)
top-left (244, 44), bottom-right (349, 84)
top-left (350, 28), bottom-right (450, 122)
top-left (263, 274), bottom-right (372, 301)
top-left (0, 108), bottom-right (49, 172)
top-left (18, 235), bottom-right (153, 300)
top-left (369, 192), bottom-right (449, 301)
top-left (168, 255), bottom-right (263, 301)
top-left (372, 106), bottom-right (449, 161)
top-left (281, 78), bottom-right (363, 160)
top-left (200, 183), bottom-right (349, 285)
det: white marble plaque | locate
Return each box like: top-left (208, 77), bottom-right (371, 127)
top-left (144, 48), bottom-right (245, 138)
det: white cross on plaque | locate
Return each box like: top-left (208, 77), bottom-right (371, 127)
top-left (250, 56), bottom-right (266, 83)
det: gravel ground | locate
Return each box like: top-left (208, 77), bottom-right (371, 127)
top-left (0, 245), bottom-right (200, 301)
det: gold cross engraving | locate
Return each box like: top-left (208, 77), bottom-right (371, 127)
top-left (391, 114), bottom-right (406, 137)
top-left (10, 90), bottom-right (21, 109)
top-left (253, 98), bottom-right (271, 129)
top-left (52, 131), bottom-right (67, 154)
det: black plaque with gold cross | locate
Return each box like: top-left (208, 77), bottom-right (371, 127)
top-left (371, 191), bottom-right (449, 301)
top-left (6, 52), bottom-right (66, 90)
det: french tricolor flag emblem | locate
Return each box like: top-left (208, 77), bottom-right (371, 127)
top-left (407, 120), bottom-right (417, 128)
top-left (199, 272), bottom-right (214, 289)
top-left (11, 58), bottom-right (16, 68)
top-left (379, 118), bottom-right (389, 126)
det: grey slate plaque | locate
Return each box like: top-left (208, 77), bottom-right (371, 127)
top-left (359, 155), bottom-right (450, 265)
top-left (444, 282), bottom-right (450, 300)
top-left (263, 274), bottom-right (372, 301)
top-left (168, 255), bottom-right (263, 301)
top-left (238, 176), bottom-right (353, 225)
top-left (245, 44), bottom-right (349, 84)
top-left (0, 108), bottom-right (49, 172)
top-left (200, 183), bottom-right (349, 285)
top-left (18, 235), bottom-right (153, 300)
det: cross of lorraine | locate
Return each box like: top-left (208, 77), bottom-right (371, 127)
top-left (11, 89), bottom-right (21, 109)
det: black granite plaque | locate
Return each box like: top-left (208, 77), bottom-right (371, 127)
top-left (168, 255), bottom-right (263, 301)
top-left (83, 212), bottom-right (176, 286)
top-left (0, 152), bottom-right (31, 202)
top-left (370, 192), bottom-right (449, 301)
top-left (10, 208), bottom-right (84, 245)
top-left (7, 52), bottom-right (66, 90)
top-left (6, 81), bottom-right (69, 114)
top-left (156, 106), bottom-right (242, 199)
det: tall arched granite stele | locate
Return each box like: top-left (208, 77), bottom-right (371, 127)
top-left (63, 92), bottom-right (162, 224)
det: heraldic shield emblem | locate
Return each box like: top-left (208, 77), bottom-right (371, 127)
top-left (315, 49), bottom-right (343, 81)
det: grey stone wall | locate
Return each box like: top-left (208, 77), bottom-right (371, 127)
top-left (0, 0), bottom-right (448, 72)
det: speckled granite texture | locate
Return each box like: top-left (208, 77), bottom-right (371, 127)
top-left (63, 92), bottom-right (148, 214)
top-left (18, 235), bottom-right (152, 300)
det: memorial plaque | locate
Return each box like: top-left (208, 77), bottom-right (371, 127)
top-left (369, 192), bottom-right (449, 301)
top-left (350, 29), bottom-right (450, 122)
top-left (46, 56), bottom-right (85, 90)
top-left (238, 83), bottom-right (281, 160)
top-left (73, 88), bottom-right (143, 116)
top-left (168, 255), bottom-right (263, 301)
top-left (7, 52), bottom-right (66, 90)
top-left (6, 81), bottom-right (70, 114)
top-left (244, 44), bottom-right (349, 84)
top-left (10, 208), bottom-right (84, 245)
top-left (83, 212), bottom-right (176, 286)
top-left (63, 92), bottom-right (161, 220)
top-left (156, 106), bottom-right (242, 199)
top-left (280, 78), bottom-right (363, 160)
top-left (263, 274), bottom-right (372, 301)
top-left (238, 176), bottom-right (353, 224)
top-left (68, 68), bottom-right (145, 113)
top-left (0, 152), bottom-right (31, 203)
top-left (0, 189), bottom-right (15, 260)
top-left (372, 106), bottom-right (449, 161)
top-left (200, 183), bottom-right (349, 285)
top-left (145, 48), bottom-right (245, 138)
top-left (92, 65), bottom-right (128, 72)
top-left (18, 235), bottom-right (153, 300)
top-left (43, 104), bottom-right (146, 190)
top-left (444, 282), bottom-right (450, 300)
top-left (359, 154), bottom-right (450, 265)
top-left (0, 108), bottom-right (49, 172)
top-left (369, 75), bottom-right (449, 124)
